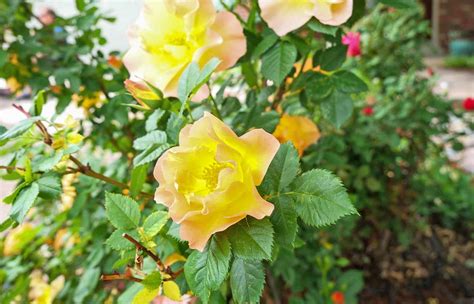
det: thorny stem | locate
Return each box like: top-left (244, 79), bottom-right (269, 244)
top-left (122, 233), bottom-right (183, 280)
top-left (122, 233), bottom-right (166, 271)
top-left (100, 273), bottom-right (142, 283)
top-left (100, 233), bottom-right (183, 282)
top-left (0, 166), bottom-right (25, 171)
top-left (12, 104), bottom-right (52, 144)
top-left (207, 84), bottom-right (222, 120)
top-left (266, 269), bottom-right (282, 304)
top-left (271, 85), bottom-right (286, 111)
top-left (12, 104), bottom-right (154, 201)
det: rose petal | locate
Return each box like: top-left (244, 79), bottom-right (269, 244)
top-left (259, 0), bottom-right (314, 36)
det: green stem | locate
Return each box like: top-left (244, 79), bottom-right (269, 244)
top-left (185, 101), bottom-right (195, 123)
top-left (219, 0), bottom-right (246, 27)
top-left (207, 85), bottom-right (222, 120)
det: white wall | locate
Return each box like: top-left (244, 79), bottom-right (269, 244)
top-left (33, 0), bottom-right (143, 53)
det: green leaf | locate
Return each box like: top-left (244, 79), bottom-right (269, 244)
top-left (225, 218), bottom-right (274, 260)
top-left (145, 109), bottom-right (165, 132)
top-left (133, 130), bottom-right (167, 150)
top-left (178, 62), bottom-right (200, 102)
top-left (241, 62), bottom-right (258, 88)
top-left (261, 42), bottom-right (298, 85)
top-left (196, 58), bottom-right (221, 89)
top-left (221, 97), bottom-right (241, 117)
top-left (321, 90), bottom-right (353, 128)
top-left (320, 45), bottom-right (348, 71)
top-left (3, 182), bottom-right (28, 204)
top-left (0, 218), bottom-right (14, 232)
top-left (10, 182), bottom-right (39, 223)
top-left (260, 143), bottom-right (300, 195)
top-left (167, 222), bottom-right (183, 242)
top-left (0, 117), bottom-right (41, 141)
top-left (252, 34), bottom-right (279, 59)
top-left (333, 71), bottom-right (368, 94)
top-left (144, 80), bottom-right (164, 100)
top-left (105, 192), bottom-right (141, 230)
top-left (133, 143), bottom-right (170, 167)
top-left (130, 164), bottom-right (148, 197)
top-left (37, 174), bottom-right (61, 199)
top-left (142, 271), bottom-right (162, 290)
top-left (33, 90), bottom-right (46, 116)
top-left (230, 258), bottom-right (265, 304)
top-left (270, 196), bottom-right (298, 248)
top-left (166, 113), bottom-right (186, 144)
top-left (73, 267), bottom-right (100, 304)
top-left (185, 235), bottom-right (231, 294)
top-left (142, 211), bottom-right (169, 237)
top-left (105, 230), bottom-right (136, 251)
top-left (307, 19), bottom-right (338, 36)
top-left (251, 111), bottom-right (280, 133)
top-left (306, 74), bottom-right (334, 100)
top-left (378, 0), bottom-right (417, 9)
top-left (36, 151), bottom-right (64, 172)
top-left (288, 169), bottom-right (357, 226)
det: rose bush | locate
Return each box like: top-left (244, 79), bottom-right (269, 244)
top-left (2, 0), bottom-right (468, 303)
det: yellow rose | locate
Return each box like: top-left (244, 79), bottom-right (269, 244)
top-left (273, 114), bottom-right (321, 156)
top-left (7, 77), bottom-right (22, 93)
top-left (81, 92), bottom-right (103, 111)
top-left (124, 0), bottom-right (246, 98)
top-left (154, 112), bottom-right (279, 251)
top-left (259, 0), bottom-right (353, 36)
top-left (3, 223), bottom-right (38, 256)
top-left (29, 270), bottom-right (64, 304)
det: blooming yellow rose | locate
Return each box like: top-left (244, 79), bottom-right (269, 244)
top-left (154, 112), bottom-right (279, 251)
top-left (124, 0), bottom-right (246, 99)
top-left (273, 114), bottom-right (321, 156)
top-left (259, 0), bottom-right (353, 36)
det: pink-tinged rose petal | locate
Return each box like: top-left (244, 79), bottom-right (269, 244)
top-left (259, 0), bottom-right (315, 36)
top-left (197, 11), bottom-right (246, 70)
top-left (313, 0), bottom-right (353, 26)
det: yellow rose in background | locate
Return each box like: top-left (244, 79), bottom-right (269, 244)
top-left (154, 112), bottom-right (279, 251)
top-left (3, 223), bottom-right (39, 256)
top-left (259, 0), bottom-right (353, 36)
top-left (273, 114), bottom-right (321, 156)
top-left (6, 77), bottom-right (22, 93)
top-left (29, 270), bottom-right (64, 304)
top-left (124, 0), bottom-right (246, 99)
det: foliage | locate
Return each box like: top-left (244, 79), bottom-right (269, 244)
top-left (0, 0), bottom-right (369, 303)
top-left (1, 0), bottom-right (471, 303)
top-left (443, 56), bottom-right (474, 69)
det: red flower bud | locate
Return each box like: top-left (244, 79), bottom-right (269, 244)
top-left (362, 106), bottom-right (374, 116)
top-left (463, 97), bottom-right (474, 111)
top-left (331, 291), bottom-right (345, 304)
top-left (342, 32), bottom-right (361, 57)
